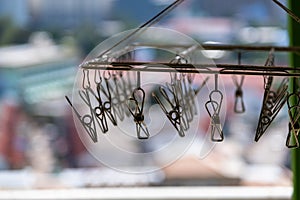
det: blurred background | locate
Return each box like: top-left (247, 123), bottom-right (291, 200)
top-left (0, 0), bottom-right (293, 192)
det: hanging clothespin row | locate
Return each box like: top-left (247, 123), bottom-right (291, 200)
top-left (65, 69), bottom-right (98, 143)
top-left (232, 52), bottom-right (246, 113)
top-left (255, 49), bottom-right (289, 142)
top-left (205, 74), bottom-right (224, 142)
top-left (127, 72), bottom-right (150, 139)
top-left (286, 93), bottom-right (300, 148)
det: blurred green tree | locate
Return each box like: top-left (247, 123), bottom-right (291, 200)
top-left (0, 17), bottom-right (30, 45)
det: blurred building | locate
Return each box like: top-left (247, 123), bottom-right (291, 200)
top-left (0, 32), bottom-right (79, 115)
top-left (0, 32), bottom-right (84, 170)
top-left (28, 0), bottom-right (115, 29)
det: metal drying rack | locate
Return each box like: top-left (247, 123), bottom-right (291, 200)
top-left (66, 1), bottom-right (300, 198)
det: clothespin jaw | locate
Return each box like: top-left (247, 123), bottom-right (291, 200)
top-left (234, 88), bottom-right (245, 113)
top-left (286, 118), bottom-right (300, 148)
top-left (211, 114), bottom-right (224, 142)
top-left (136, 121), bottom-right (150, 140)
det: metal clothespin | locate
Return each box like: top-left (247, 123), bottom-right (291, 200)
top-left (205, 74), bottom-right (224, 142)
top-left (170, 48), bottom-right (197, 127)
top-left (89, 72), bottom-right (109, 133)
top-left (255, 50), bottom-right (275, 141)
top-left (65, 69), bottom-right (98, 142)
top-left (255, 49), bottom-right (288, 142)
top-left (99, 71), bottom-right (118, 126)
top-left (65, 96), bottom-right (98, 143)
top-left (232, 52), bottom-right (245, 113)
top-left (118, 71), bottom-right (135, 117)
top-left (180, 73), bottom-right (194, 123)
top-left (166, 72), bottom-right (189, 131)
top-left (205, 100), bottom-right (224, 142)
top-left (255, 78), bottom-right (288, 142)
top-left (174, 74), bottom-right (190, 130)
top-left (152, 89), bottom-right (185, 137)
top-left (127, 72), bottom-right (150, 139)
top-left (286, 93), bottom-right (300, 148)
top-left (105, 71), bottom-right (125, 122)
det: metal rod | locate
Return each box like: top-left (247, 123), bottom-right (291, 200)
top-left (83, 61), bottom-right (300, 72)
top-left (289, 1), bottom-right (300, 199)
top-left (81, 65), bottom-right (300, 77)
top-left (179, 44), bottom-right (199, 56)
top-left (273, 0), bottom-right (300, 24)
top-left (131, 43), bottom-right (300, 52)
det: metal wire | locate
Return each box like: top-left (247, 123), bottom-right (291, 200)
top-left (97, 0), bottom-right (184, 58)
top-left (272, 0), bottom-right (300, 24)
